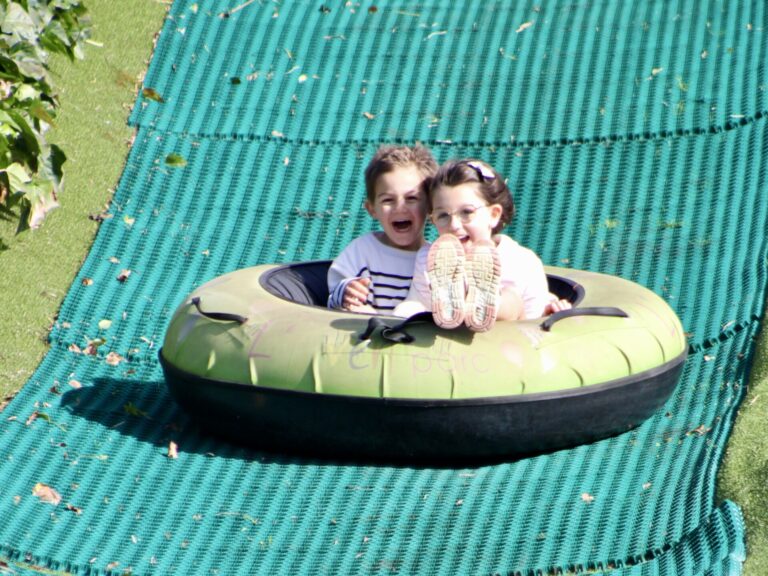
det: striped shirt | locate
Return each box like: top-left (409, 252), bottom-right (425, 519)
top-left (327, 232), bottom-right (421, 312)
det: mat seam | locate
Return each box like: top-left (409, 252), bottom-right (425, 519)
top-left (126, 109), bottom-right (767, 149)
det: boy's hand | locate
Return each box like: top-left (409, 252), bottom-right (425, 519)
top-left (348, 303), bottom-right (377, 314)
top-left (342, 277), bottom-right (371, 309)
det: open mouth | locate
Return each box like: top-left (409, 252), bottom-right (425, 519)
top-left (392, 220), bottom-right (412, 232)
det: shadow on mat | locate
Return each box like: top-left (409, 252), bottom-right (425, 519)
top-left (59, 377), bottom-right (496, 470)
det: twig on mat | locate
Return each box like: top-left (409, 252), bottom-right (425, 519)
top-left (219, 0), bottom-right (259, 18)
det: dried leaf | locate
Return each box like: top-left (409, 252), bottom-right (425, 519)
top-left (124, 402), bottom-right (149, 418)
top-left (516, 21), bottom-right (534, 33)
top-left (362, 112), bottom-right (376, 120)
top-left (32, 483), bottom-right (61, 506)
top-left (65, 503), bottom-right (83, 515)
top-left (168, 441), bottom-right (179, 459)
top-left (165, 153), bottom-right (187, 168)
top-left (105, 352), bottom-right (124, 366)
top-left (88, 211), bottom-right (112, 222)
top-left (424, 30), bottom-right (447, 40)
top-left (68, 343), bottom-right (82, 354)
top-left (69, 380), bottom-right (82, 389)
top-left (686, 424), bottom-right (711, 436)
top-left (81, 278), bottom-right (94, 286)
top-left (142, 88), bottom-right (165, 103)
top-left (26, 411), bottom-right (39, 426)
top-left (83, 337), bottom-right (107, 355)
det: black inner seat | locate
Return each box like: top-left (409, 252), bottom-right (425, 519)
top-left (261, 261), bottom-right (584, 309)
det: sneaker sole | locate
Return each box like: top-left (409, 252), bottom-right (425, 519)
top-left (427, 235), bottom-right (466, 329)
top-left (464, 242), bottom-right (500, 332)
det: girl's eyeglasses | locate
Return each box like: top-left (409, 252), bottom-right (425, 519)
top-left (431, 204), bottom-right (489, 227)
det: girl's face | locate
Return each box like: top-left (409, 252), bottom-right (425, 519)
top-left (430, 183), bottom-right (502, 250)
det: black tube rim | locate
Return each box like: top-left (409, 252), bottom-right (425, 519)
top-left (159, 347), bottom-right (687, 408)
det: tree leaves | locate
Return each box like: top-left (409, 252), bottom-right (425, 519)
top-left (0, 0), bottom-right (91, 231)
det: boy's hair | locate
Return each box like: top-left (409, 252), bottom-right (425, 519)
top-left (364, 145), bottom-right (438, 202)
top-left (426, 159), bottom-right (516, 235)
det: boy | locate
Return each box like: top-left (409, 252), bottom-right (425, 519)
top-left (327, 145), bottom-right (438, 313)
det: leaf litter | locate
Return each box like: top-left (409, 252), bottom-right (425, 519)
top-left (32, 483), bottom-right (61, 505)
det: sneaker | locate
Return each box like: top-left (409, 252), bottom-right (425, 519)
top-left (464, 240), bottom-right (501, 332)
top-left (427, 235), bottom-right (466, 329)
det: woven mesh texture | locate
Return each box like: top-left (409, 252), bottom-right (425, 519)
top-left (1, 0), bottom-right (766, 574)
top-left (130, 0), bottom-right (767, 144)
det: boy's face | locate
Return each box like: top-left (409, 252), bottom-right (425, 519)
top-left (365, 165), bottom-right (428, 251)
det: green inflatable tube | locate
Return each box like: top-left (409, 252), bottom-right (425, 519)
top-left (160, 261), bottom-right (688, 462)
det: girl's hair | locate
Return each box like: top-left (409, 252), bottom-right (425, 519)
top-left (364, 145), bottom-right (438, 202)
top-left (426, 159), bottom-right (515, 234)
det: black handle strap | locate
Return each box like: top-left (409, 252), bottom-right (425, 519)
top-left (359, 317), bottom-right (388, 341)
top-left (540, 306), bottom-right (628, 332)
top-left (358, 312), bottom-right (433, 344)
top-left (190, 296), bottom-right (248, 324)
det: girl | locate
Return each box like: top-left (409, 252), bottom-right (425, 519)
top-left (394, 159), bottom-right (570, 331)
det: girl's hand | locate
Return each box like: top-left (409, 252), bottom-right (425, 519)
top-left (544, 298), bottom-right (572, 315)
top-left (342, 277), bottom-right (372, 309)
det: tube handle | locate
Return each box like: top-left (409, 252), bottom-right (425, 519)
top-left (190, 296), bottom-right (248, 324)
top-left (540, 306), bottom-right (628, 332)
top-left (359, 312), bottom-right (433, 344)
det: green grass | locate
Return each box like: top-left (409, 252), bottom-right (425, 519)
top-left (718, 322), bottom-right (768, 574)
top-left (0, 1), bottom-right (766, 573)
top-left (0, 0), bottom-right (168, 398)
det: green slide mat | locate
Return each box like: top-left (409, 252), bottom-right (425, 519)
top-left (1, 0), bottom-right (766, 574)
top-left (130, 0), bottom-right (766, 144)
